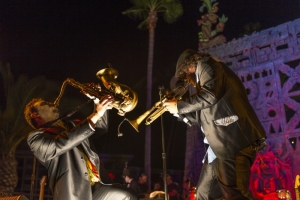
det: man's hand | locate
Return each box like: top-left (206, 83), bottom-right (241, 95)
top-left (95, 95), bottom-right (114, 117)
top-left (163, 98), bottom-right (178, 114)
top-left (89, 95), bottom-right (114, 125)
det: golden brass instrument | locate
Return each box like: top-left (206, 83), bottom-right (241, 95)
top-left (125, 79), bottom-right (192, 132)
top-left (54, 67), bottom-right (138, 116)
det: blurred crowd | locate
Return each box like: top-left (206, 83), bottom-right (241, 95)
top-left (121, 169), bottom-right (194, 200)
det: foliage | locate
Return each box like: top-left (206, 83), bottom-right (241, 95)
top-left (122, 0), bottom-right (183, 29)
top-left (0, 62), bottom-right (60, 156)
top-left (219, 14), bottom-right (228, 23)
top-left (199, 0), bottom-right (215, 12)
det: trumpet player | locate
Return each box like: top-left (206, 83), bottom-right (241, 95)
top-left (24, 94), bottom-right (138, 200)
top-left (163, 49), bottom-right (267, 200)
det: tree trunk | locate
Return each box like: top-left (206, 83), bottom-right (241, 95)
top-left (145, 26), bottom-right (155, 189)
top-left (0, 153), bottom-right (18, 196)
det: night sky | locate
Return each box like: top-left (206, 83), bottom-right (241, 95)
top-left (1, 0), bottom-right (299, 171)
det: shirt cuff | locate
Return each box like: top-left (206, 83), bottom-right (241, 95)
top-left (88, 119), bottom-right (96, 131)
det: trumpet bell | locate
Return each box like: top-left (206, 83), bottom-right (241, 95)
top-left (123, 106), bottom-right (157, 133)
top-left (127, 119), bottom-right (139, 132)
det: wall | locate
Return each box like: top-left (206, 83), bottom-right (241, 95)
top-left (201, 18), bottom-right (300, 178)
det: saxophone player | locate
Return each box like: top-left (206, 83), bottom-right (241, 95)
top-left (24, 94), bottom-right (138, 200)
top-left (163, 49), bottom-right (266, 200)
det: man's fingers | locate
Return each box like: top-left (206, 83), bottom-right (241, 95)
top-left (98, 95), bottom-right (114, 107)
top-left (102, 99), bottom-right (113, 107)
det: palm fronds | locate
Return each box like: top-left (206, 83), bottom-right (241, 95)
top-left (123, 0), bottom-right (183, 29)
top-left (0, 62), bottom-right (60, 155)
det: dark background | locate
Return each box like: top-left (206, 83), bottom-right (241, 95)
top-left (0, 0), bottom-right (299, 170)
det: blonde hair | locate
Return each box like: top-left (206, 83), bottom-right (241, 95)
top-left (24, 98), bottom-right (44, 128)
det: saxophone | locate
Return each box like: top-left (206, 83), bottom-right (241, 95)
top-left (54, 67), bottom-right (138, 116)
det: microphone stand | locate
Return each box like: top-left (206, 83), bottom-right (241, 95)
top-left (30, 156), bottom-right (36, 200)
top-left (158, 86), bottom-right (168, 200)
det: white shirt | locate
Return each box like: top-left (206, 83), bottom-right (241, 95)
top-left (202, 137), bottom-right (217, 163)
top-left (197, 66), bottom-right (216, 164)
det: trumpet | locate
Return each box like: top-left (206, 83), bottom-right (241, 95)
top-left (54, 67), bottom-right (138, 116)
top-left (123, 79), bottom-right (192, 133)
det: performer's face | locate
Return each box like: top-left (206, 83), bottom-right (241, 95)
top-left (187, 64), bottom-right (196, 74)
top-left (125, 176), bottom-right (131, 183)
top-left (33, 100), bottom-right (59, 123)
top-left (139, 175), bottom-right (147, 184)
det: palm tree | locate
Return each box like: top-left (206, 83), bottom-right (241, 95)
top-left (122, 0), bottom-right (183, 187)
top-left (0, 62), bottom-right (60, 196)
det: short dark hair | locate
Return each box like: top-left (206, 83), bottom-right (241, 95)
top-left (24, 98), bottom-right (44, 128)
top-left (166, 174), bottom-right (172, 180)
top-left (140, 173), bottom-right (147, 177)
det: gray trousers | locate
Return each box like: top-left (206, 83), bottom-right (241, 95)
top-left (196, 160), bottom-right (224, 200)
top-left (196, 145), bottom-right (257, 200)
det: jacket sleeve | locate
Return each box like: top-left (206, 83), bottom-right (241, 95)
top-left (95, 110), bottom-right (109, 134)
top-left (27, 120), bottom-right (95, 162)
top-left (177, 57), bottom-right (225, 114)
top-left (88, 110), bottom-right (109, 150)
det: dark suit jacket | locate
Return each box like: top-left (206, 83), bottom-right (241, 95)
top-left (27, 112), bottom-right (109, 200)
top-left (127, 179), bottom-right (141, 195)
top-left (177, 57), bottom-right (266, 159)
